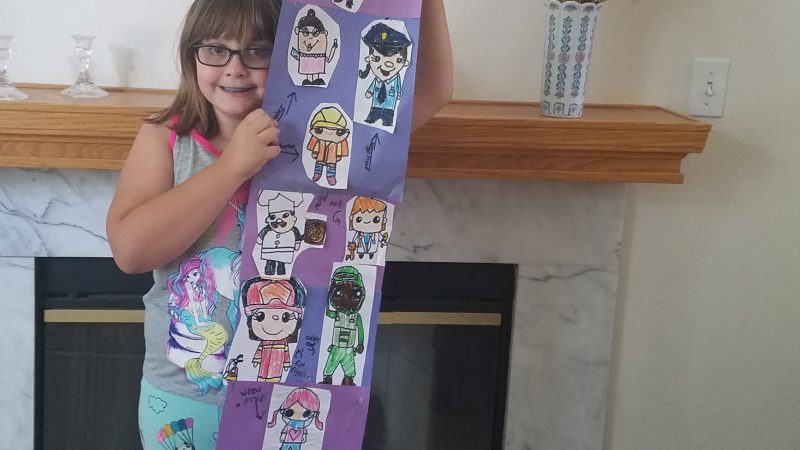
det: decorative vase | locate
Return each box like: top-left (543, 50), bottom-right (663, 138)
top-left (539, 0), bottom-right (603, 118)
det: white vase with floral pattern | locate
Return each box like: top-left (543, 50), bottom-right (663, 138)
top-left (539, 0), bottom-right (603, 118)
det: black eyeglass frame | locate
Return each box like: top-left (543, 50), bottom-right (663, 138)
top-left (191, 44), bottom-right (272, 70)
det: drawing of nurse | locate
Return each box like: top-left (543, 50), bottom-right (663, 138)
top-left (267, 388), bottom-right (325, 450)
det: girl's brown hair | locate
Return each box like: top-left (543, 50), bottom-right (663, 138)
top-left (146, 0), bottom-right (281, 138)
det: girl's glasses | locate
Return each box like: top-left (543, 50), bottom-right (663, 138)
top-left (192, 45), bottom-right (272, 69)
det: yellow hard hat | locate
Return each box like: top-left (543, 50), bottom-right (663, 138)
top-left (310, 107), bottom-right (347, 129)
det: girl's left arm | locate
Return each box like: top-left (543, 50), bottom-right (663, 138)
top-left (411, 0), bottom-right (454, 131)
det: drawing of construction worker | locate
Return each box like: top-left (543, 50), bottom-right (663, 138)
top-left (320, 266), bottom-right (365, 386)
top-left (257, 193), bottom-right (303, 277)
top-left (347, 197), bottom-right (389, 261)
top-left (307, 106), bottom-right (350, 186)
top-left (358, 23), bottom-right (411, 127)
top-left (291, 9), bottom-right (338, 86)
top-left (243, 278), bottom-right (305, 383)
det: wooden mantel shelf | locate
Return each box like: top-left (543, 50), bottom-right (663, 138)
top-left (0, 84), bottom-right (710, 183)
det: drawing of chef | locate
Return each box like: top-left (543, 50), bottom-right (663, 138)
top-left (257, 192), bottom-right (304, 277)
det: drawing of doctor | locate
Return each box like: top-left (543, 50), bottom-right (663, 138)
top-left (347, 197), bottom-right (389, 261)
top-left (257, 193), bottom-right (303, 277)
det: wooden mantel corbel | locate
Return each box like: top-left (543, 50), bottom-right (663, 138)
top-left (0, 84), bottom-right (710, 183)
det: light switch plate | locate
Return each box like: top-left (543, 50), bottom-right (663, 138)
top-left (688, 58), bottom-right (730, 117)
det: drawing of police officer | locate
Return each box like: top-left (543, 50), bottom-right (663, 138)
top-left (358, 23), bottom-right (412, 127)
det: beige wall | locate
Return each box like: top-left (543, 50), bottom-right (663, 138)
top-left (598, 1), bottom-right (800, 449)
top-left (2, 1), bottom-right (798, 448)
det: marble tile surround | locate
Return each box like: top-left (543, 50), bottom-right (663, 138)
top-left (0, 168), bottom-right (624, 449)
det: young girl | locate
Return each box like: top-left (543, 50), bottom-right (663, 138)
top-left (267, 387), bottom-right (325, 450)
top-left (106, 0), bottom-right (452, 449)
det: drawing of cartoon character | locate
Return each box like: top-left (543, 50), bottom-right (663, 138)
top-left (257, 193), bottom-right (304, 277)
top-left (243, 278), bottom-right (305, 382)
top-left (291, 9), bottom-right (338, 86)
top-left (267, 388), bottom-right (325, 450)
top-left (167, 256), bottom-right (229, 394)
top-left (359, 23), bottom-right (411, 127)
top-left (333, 0), bottom-right (354, 9)
top-left (320, 266), bottom-right (365, 386)
top-left (307, 107), bottom-right (350, 186)
top-left (347, 197), bottom-right (389, 261)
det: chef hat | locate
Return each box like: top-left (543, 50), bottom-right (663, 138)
top-left (259, 192), bottom-right (303, 211)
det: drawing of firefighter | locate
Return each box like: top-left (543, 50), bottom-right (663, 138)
top-left (291, 8), bottom-right (338, 86)
top-left (359, 22), bottom-right (411, 127)
top-left (306, 106), bottom-right (350, 186)
top-left (243, 278), bottom-right (305, 383)
top-left (257, 193), bottom-right (304, 277)
top-left (320, 266), bottom-right (365, 386)
top-left (347, 197), bottom-right (389, 261)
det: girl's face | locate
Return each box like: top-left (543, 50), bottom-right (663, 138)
top-left (185, 269), bottom-right (200, 284)
top-left (196, 37), bottom-right (269, 127)
top-left (250, 306), bottom-right (298, 341)
top-left (282, 401), bottom-right (315, 425)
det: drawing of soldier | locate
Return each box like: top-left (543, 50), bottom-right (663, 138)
top-left (358, 22), bottom-right (411, 127)
top-left (320, 266), bottom-right (365, 386)
top-left (347, 197), bottom-right (389, 261)
top-left (291, 9), bottom-right (338, 86)
top-left (306, 106), bottom-right (350, 186)
top-left (257, 193), bottom-right (303, 276)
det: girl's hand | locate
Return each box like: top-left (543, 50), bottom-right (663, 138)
top-left (219, 109), bottom-right (281, 181)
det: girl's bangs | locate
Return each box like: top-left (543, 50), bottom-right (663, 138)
top-left (193, 0), bottom-right (275, 45)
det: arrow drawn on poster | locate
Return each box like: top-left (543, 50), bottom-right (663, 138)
top-left (273, 91), bottom-right (299, 122)
top-left (364, 133), bottom-right (381, 171)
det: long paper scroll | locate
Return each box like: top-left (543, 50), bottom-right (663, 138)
top-left (217, 1), bottom-right (422, 448)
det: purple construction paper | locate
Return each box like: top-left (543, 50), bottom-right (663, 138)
top-left (259, 1), bottom-right (420, 203)
top-left (217, 381), bottom-right (371, 450)
top-left (219, 0), bottom-right (422, 447)
top-left (298, 0), bottom-right (422, 19)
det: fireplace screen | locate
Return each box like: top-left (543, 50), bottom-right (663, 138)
top-left (36, 258), bottom-right (515, 450)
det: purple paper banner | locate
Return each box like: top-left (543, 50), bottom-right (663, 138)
top-left (298, 0), bottom-right (422, 19)
top-left (260, 1), bottom-right (420, 202)
top-left (218, 0), bottom-right (422, 447)
top-left (217, 381), bottom-right (371, 450)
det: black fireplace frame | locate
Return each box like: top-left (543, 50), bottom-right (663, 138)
top-left (35, 257), bottom-right (515, 449)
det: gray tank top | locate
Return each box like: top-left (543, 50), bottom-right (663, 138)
top-left (141, 129), bottom-right (248, 405)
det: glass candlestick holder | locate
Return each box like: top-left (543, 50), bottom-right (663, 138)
top-left (61, 34), bottom-right (108, 98)
top-left (0, 35), bottom-right (28, 101)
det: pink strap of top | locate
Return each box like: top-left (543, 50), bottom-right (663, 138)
top-left (169, 116), bottom-right (222, 157)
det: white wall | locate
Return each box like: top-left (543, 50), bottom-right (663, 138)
top-left (2, 1), bottom-right (798, 449)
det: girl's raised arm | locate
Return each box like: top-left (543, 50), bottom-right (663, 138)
top-left (411, 0), bottom-right (454, 131)
top-left (107, 110), bottom-right (278, 273)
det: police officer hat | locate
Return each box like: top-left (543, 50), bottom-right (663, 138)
top-left (362, 23), bottom-right (411, 54)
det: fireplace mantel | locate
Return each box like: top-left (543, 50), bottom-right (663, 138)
top-left (0, 84), bottom-right (710, 183)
